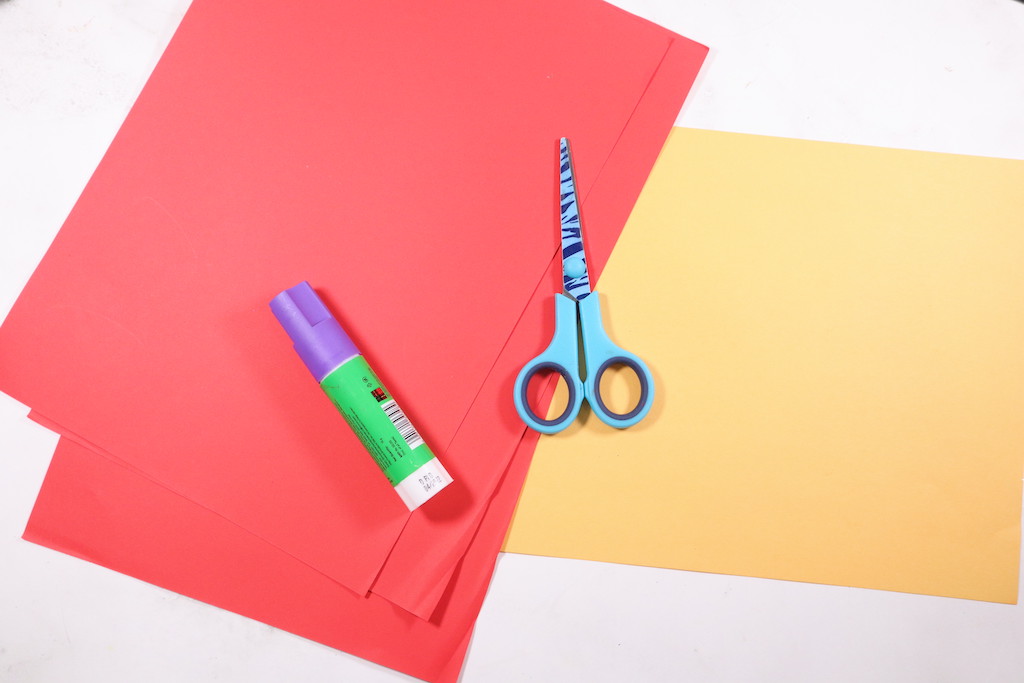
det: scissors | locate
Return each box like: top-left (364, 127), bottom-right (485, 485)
top-left (514, 137), bottom-right (654, 434)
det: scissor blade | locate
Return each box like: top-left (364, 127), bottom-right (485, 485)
top-left (559, 137), bottom-right (592, 301)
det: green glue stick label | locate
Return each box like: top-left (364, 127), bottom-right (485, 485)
top-left (320, 355), bottom-right (451, 508)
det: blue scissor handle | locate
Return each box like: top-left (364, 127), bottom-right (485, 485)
top-left (513, 294), bottom-right (586, 434)
top-left (514, 293), bottom-right (654, 433)
top-left (578, 293), bottom-right (654, 429)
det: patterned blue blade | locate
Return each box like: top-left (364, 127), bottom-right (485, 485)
top-left (558, 137), bottom-right (592, 301)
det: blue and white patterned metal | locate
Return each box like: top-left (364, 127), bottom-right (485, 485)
top-left (558, 137), bottom-right (592, 301)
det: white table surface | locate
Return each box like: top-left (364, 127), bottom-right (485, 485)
top-left (2, 1), bottom-right (1023, 680)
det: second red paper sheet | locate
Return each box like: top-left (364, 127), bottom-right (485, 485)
top-left (0, 0), bottom-right (707, 610)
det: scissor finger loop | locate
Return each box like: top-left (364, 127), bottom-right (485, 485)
top-left (514, 360), bottom-right (582, 433)
top-left (586, 354), bottom-right (654, 427)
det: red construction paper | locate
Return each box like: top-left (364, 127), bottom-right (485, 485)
top-left (0, 0), bottom-right (705, 597)
top-left (22, 25), bottom-right (708, 621)
top-left (25, 434), bottom-right (535, 683)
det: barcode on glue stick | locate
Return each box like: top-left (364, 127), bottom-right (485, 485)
top-left (380, 400), bottom-right (425, 450)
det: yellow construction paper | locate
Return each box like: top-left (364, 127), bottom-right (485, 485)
top-left (504, 128), bottom-right (1024, 604)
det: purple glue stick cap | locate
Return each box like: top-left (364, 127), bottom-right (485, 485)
top-left (270, 281), bottom-right (360, 382)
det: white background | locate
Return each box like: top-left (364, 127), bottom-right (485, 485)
top-left (2, 1), bottom-right (1023, 680)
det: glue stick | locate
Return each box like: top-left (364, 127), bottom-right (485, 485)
top-left (270, 281), bottom-right (453, 510)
